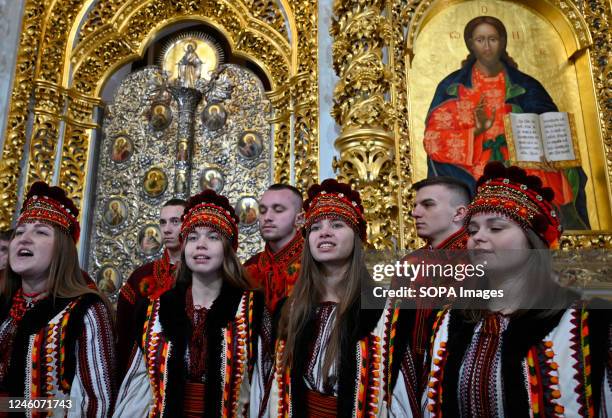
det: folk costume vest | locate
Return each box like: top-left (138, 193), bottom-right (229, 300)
top-left (0, 293), bottom-right (116, 417)
top-left (114, 282), bottom-right (270, 418)
top-left (265, 299), bottom-right (418, 417)
top-left (116, 249), bottom-right (177, 377)
top-left (424, 303), bottom-right (610, 417)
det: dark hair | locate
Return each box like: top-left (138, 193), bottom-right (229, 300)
top-left (461, 16), bottom-right (518, 69)
top-left (267, 184), bottom-right (303, 204)
top-left (412, 176), bottom-right (472, 205)
top-left (0, 229), bottom-right (13, 241)
top-left (163, 198), bottom-right (187, 208)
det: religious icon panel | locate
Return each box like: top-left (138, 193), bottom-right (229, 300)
top-left (103, 198), bottom-right (128, 228)
top-left (138, 224), bottom-right (163, 256)
top-left (237, 131), bottom-right (263, 159)
top-left (111, 135), bottom-right (133, 163)
top-left (406, 0), bottom-right (611, 231)
top-left (235, 196), bottom-right (259, 226)
top-left (200, 168), bottom-right (224, 193)
top-left (97, 265), bottom-right (121, 295)
top-left (88, 31), bottom-right (273, 289)
top-left (143, 168), bottom-right (168, 198)
top-left (149, 103), bottom-right (172, 131)
top-left (202, 103), bottom-right (227, 131)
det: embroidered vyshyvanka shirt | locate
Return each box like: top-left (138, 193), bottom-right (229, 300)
top-left (423, 304), bottom-right (611, 417)
top-left (245, 232), bottom-right (303, 313)
top-left (263, 299), bottom-right (420, 417)
top-left (114, 283), bottom-right (272, 418)
top-left (0, 293), bottom-right (116, 417)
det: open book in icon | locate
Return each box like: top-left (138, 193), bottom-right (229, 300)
top-left (504, 112), bottom-right (581, 169)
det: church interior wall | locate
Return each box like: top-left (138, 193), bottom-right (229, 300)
top-left (0, 0), bottom-right (610, 263)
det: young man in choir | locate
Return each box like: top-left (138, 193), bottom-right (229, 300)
top-left (245, 184), bottom-right (304, 313)
top-left (411, 176), bottom-right (471, 250)
top-left (403, 176), bottom-right (472, 377)
top-left (116, 198), bottom-right (186, 377)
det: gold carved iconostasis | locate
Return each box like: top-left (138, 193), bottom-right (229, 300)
top-left (0, 0), bottom-right (319, 299)
top-left (331, 0), bottom-right (611, 253)
top-left (91, 31), bottom-right (275, 291)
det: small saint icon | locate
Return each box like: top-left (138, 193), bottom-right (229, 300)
top-left (177, 42), bottom-right (202, 88)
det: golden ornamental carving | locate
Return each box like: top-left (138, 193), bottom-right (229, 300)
top-left (1, 0), bottom-right (320, 237)
top-left (71, 0), bottom-right (292, 95)
top-left (77, 0), bottom-right (123, 42)
top-left (559, 232), bottom-right (612, 250)
top-left (333, 131), bottom-right (400, 248)
top-left (331, 0), bottom-right (399, 249)
top-left (79, 0), bottom-right (290, 44)
top-left (0, 0), bottom-right (46, 230)
top-left (291, 0), bottom-right (320, 192)
top-left (60, 0), bottom-right (295, 211)
top-left (268, 84), bottom-right (292, 185)
top-left (24, 81), bottom-right (64, 190)
top-left (554, 249), bottom-right (612, 289)
top-left (60, 92), bottom-right (101, 208)
top-left (338, 95), bottom-right (396, 132)
top-left (0, 158), bottom-right (20, 230)
top-left (334, 131), bottom-right (394, 182)
top-left (583, 0), bottom-right (611, 209)
top-left (242, 0), bottom-right (289, 39)
top-left (392, 0), bottom-right (417, 249)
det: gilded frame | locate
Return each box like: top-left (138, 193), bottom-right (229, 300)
top-left (0, 0), bottom-right (319, 231)
top-left (400, 0), bottom-right (612, 249)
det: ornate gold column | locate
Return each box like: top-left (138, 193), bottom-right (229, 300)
top-left (331, 0), bottom-right (399, 249)
top-left (0, 0), bottom-right (45, 230)
top-left (27, 81), bottom-right (64, 186)
top-left (27, 0), bottom-right (89, 193)
top-left (393, 0), bottom-right (418, 249)
top-left (268, 84), bottom-right (292, 185)
top-left (60, 90), bottom-right (101, 208)
top-left (292, 0), bottom-right (320, 191)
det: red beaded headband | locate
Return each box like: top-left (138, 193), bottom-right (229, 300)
top-left (469, 164), bottom-right (562, 248)
top-left (304, 180), bottom-right (367, 242)
top-left (18, 182), bottom-right (80, 242)
top-left (180, 202), bottom-right (238, 250)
